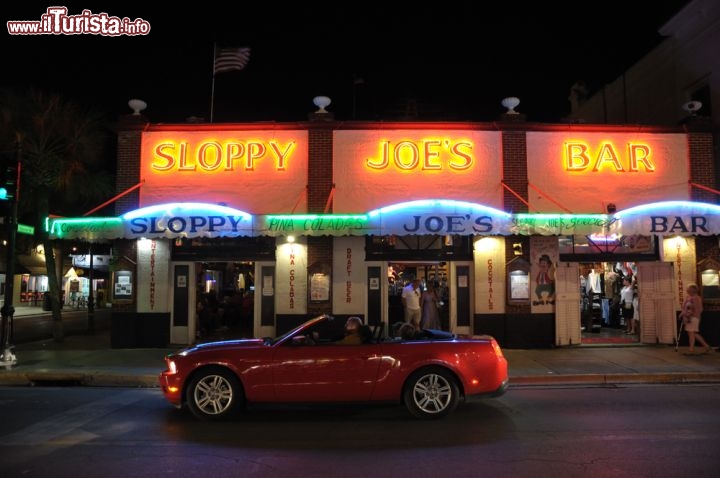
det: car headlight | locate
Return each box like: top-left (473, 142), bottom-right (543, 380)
top-left (166, 359), bottom-right (178, 374)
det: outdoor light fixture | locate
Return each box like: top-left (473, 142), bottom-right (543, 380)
top-left (128, 98), bottom-right (147, 115)
top-left (501, 97), bottom-right (520, 114)
top-left (513, 243), bottom-right (523, 255)
top-left (313, 96), bottom-right (331, 113)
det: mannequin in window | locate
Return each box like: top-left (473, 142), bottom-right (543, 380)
top-left (586, 268), bottom-right (602, 294)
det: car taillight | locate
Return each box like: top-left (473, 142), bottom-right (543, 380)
top-left (490, 339), bottom-right (504, 358)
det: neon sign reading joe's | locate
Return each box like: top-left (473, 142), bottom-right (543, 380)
top-left (366, 139), bottom-right (474, 170)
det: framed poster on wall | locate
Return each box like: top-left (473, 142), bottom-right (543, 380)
top-left (507, 257), bottom-right (531, 304)
top-left (112, 270), bottom-right (133, 304)
top-left (510, 271), bottom-right (530, 300)
top-left (310, 272), bottom-right (330, 301)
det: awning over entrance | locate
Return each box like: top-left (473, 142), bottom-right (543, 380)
top-left (46, 200), bottom-right (720, 241)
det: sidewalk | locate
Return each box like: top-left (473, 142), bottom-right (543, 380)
top-left (1, 308), bottom-right (719, 389)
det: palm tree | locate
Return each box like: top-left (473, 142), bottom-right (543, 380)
top-left (0, 88), bottom-right (114, 341)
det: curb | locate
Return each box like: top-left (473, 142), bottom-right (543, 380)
top-left (3, 370), bottom-right (720, 389)
top-left (0, 371), bottom-right (159, 388)
top-left (509, 372), bottom-right (720, 386)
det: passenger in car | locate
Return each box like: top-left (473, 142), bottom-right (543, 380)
top-left (397, 322), bottom-right (419, 340)
top-left (337, 316), bottom-right (366, 345)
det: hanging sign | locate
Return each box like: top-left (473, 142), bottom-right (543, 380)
top-left (609, 201), bottom-right (720, 237)
top-left (48, 200), bottom-right (720, 240)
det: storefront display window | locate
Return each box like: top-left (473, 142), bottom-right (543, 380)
top-left (698, 258), bottom-right (720, 300)
top-left (701, 269), bottom-right (719, 298)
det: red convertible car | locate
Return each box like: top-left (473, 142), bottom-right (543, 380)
top-left (159, 314), bottom-right (508, 420)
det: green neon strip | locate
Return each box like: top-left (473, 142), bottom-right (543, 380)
top-left (267, 214), bottom-right (368, 221)
top-left (48, 217), bottom-right (122, 235)
top-left (515, 214), bottom-right (608, 219)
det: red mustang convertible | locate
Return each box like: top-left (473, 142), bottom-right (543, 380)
top-left (159, 314), bottom-right (508, 420)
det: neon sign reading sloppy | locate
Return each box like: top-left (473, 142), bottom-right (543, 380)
top-left (151, 140), bottom-right (296, 172)
top-left (565, 141), bottom-right (654, 172)
top-left (366, 139), bottom-right (474, 171)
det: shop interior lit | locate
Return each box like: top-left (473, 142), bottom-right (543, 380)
top-left (196, 261), bottom-right (255, 338)
top-left (578, 261), bottom-right (639, 344)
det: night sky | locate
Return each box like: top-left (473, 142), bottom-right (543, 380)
top-left (3, 1), bottom-right (692, 124)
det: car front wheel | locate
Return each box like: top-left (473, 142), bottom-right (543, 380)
top-left (403, 368), bottom-right (460, 419)
top-left (186, 367), bottom-right (243, 420)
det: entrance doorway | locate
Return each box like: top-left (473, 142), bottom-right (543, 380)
top-left (388, 262), bottom-right (449, 331)
top-left (579, 261), bottom-right (638, 344)
top-left (196, 261), bottom-right (255, 339)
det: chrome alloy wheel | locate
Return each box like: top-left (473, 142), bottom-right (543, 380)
top-left (411, 372), bottom-right (453, 414)
top-left (193, 374), bottom-right (234, 415)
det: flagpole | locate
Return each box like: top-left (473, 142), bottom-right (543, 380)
top-left (210, 42), bottom-right (217, 123)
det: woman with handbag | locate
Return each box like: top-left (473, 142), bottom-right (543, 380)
top-left (681, 283), bottom-right (713, 355)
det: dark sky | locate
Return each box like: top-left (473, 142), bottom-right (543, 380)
top-left (3, 1), bottom-right (692, 124)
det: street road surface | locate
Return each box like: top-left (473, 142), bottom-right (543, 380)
top-left (0, 384), bottom-right (718, 478)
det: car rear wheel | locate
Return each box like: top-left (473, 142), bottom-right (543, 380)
top-left (403, 367), bottom-right (460, 419)
top-left (186, 367), bottom-right (244, 420)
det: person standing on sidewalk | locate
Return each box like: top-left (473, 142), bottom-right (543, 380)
top-left (620, 277), bottom-right (635, 333)
top-left (420, 282), bottom-right (441, 330)
top-left (682, 283), bottom-right (713, 355)
top-left (629, 289), bottom-right (640, 335)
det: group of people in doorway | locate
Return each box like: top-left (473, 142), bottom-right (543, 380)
top-left (196, 289), bottom-right (254, 339)
top-left (580, 264), bottom-right (641, 335)
top-left (400, 279), bottom-right (443, 332)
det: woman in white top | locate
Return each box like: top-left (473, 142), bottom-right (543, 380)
top-left (620, 277), bottom-right (635, 333)
top-left (629, 291), bottom-right (639, 335)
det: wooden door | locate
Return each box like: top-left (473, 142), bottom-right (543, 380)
top-left (637, 262), bottom-right (676, 344)
top-left (555, 262), bottom-right (581, 346)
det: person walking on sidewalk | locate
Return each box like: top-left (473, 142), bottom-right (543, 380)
top-left (681, 283), bottom-right (713, 355)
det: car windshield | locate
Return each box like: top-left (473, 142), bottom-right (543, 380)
top-left (267, 315), bottom-right (333, 345)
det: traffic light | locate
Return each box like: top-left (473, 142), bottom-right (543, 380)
top-left (0, 159), bottom-right (19, 201)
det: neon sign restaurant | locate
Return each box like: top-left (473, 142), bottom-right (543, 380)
top-left (47, 108), bottom-right (720, 349)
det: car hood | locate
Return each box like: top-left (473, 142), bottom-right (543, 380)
top-left (171, 338), bottom-right (266, 356)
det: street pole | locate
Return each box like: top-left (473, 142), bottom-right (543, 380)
top-left (0, 143), bottom-right (20, 369)
top-left (88, 244), bottom-right (95, 333)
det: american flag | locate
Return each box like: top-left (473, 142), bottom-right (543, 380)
top-left (214, 47), bottom-right (251, 74)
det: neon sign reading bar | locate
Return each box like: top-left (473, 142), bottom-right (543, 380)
top-left (565, 141), bottom-right (654, 172)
